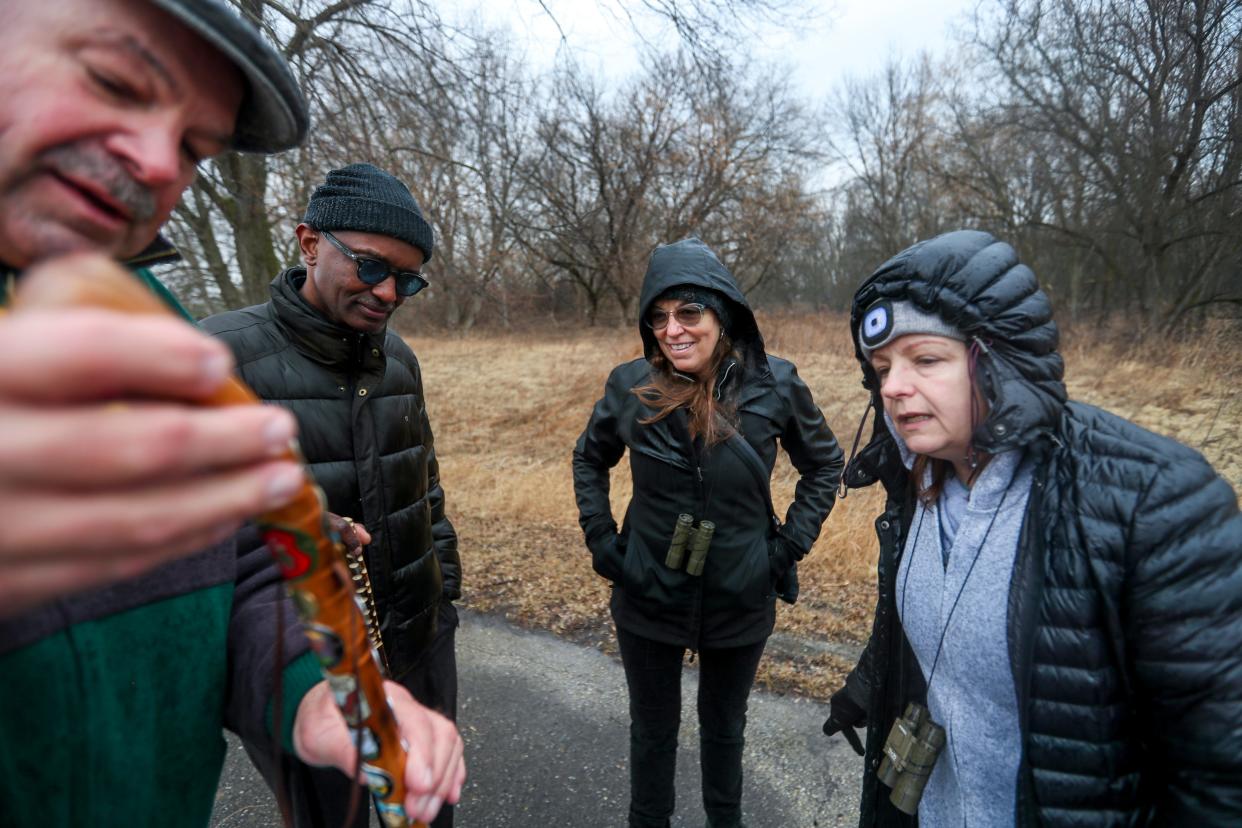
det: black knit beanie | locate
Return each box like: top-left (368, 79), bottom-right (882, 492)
top-left (656, 285), bottom-right (734, 337)
top-left (303, 163), bottom-right (434, 262)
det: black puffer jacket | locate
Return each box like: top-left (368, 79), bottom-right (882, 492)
top-left (836, 230), bottom-right (1242, 826)
top-left (573, 238), bottom-right (843, 649)
top-left (203, 268), bottom-right (460, 680)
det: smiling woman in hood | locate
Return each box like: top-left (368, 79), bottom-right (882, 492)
top-left (822, 229), bottom-right (1242, 828)
top-left (573, 236), bottom-right (843, 828)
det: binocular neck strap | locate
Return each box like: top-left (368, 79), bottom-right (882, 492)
top-left (902, 483), bottom-right (1014, 696)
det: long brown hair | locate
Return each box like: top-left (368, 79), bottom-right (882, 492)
top-left (633, 333), bottom-right (739, 446)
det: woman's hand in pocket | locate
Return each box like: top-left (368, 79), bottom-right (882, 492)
top-left (591, 533), bottom-right (625, 582)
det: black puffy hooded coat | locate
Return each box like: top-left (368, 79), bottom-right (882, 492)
top-left (572, 238), bottom-right (844, 649)
top-left (203, 267), bottom-right (460, 680)
top-left (837, 230), bottom-right (1242, 826)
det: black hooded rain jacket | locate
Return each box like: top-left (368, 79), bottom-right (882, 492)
top-left (573, 238), bottom-right (844, 649)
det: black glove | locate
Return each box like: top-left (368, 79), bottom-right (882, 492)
top-left (589, 532), bottom-right (624, 583)
top-left (769, 535), bottom-right (801, 604)
top-left (822, 688), bottom-right (866, 757)
top-left (768, 534), bottom-right (797, 583)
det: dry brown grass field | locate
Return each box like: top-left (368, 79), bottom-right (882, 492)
top-left (407, 313), bottom-right (1242, 700)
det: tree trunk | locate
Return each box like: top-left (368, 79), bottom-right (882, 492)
top-left (217, 153), bottom-right (279, 305)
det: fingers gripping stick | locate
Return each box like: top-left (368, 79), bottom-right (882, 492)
top-left (12, 255), bottom-right (422, 828)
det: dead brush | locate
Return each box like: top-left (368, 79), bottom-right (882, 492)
top-left (406, 313), bottom-right (1240, 700)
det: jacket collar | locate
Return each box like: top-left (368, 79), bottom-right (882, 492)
top-left (0, 233), bottom-right (182, 306)
top-left (270, 265), bottom-right (387, 367)
top-left (667, 354), bottom-right (773, 413)
top-left (668, 355), bottom-right (742, 395)
top-left (125, 233), bottom-right (181, 268)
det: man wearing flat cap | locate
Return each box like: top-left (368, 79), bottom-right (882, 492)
top-left (0, 2), bottom-right (462, 825)
top-left (204, 163), bottom-right (462, 828)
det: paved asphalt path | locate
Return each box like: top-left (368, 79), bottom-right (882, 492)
top-left (211, 609), bottom-right (864, 828)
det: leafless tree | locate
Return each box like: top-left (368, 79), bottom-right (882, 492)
top-left (157, 0), bottom-right (839, 324)
top-left (966, 0), bottom-right (1242, 327)
top-left (819, 57), bottom-right (965, 297)
top-left (516, 52), bottom-right (820, 323)
top-left (379, 33), bottom-right (536, 330)
top-left (535, 0), bottom-right (819, 75)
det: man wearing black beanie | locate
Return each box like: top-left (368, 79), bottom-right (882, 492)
top-left (203, 162), bottom-right (461, 828)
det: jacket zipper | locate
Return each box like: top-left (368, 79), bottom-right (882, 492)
top-left (688, 454), bottom-right (706, 661)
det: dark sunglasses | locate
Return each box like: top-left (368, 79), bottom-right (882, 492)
top-left (645, 303), bottom-right (707, 331)
top-left (320, 230), bottom-right (429, 297)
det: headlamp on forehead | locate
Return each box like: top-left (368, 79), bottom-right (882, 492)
top-left (858, 299), bottom-right (964, 360)
top-left (860, 300), bottom-right (894, 350)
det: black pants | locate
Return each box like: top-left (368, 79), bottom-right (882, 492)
top-left (248, 601), bottom-right (459, 828)
top-left (616, 626), bottom-right (767, 828)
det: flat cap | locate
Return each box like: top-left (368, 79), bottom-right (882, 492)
top-left (149, 0), bottom-right (309, 153)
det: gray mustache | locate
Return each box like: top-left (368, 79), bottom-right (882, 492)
top-left (43, 144), bottom-right (157, 222)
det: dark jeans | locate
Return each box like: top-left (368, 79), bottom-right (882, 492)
top-left (616, 626), bottom-right (767, 828)
top-left (248, 601), bottom-right (459, 828)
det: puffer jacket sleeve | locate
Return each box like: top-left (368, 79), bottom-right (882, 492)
top-left (840, 630), bottom-right (876, 715)
top-left (573, 365), bottom-right (630, 555)
top-left (1125, 455), bottom-right (1242, 820)
top-left (774, 362), bottom-right (844, 559)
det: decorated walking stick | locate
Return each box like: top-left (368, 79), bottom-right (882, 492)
top-left (12, 254), bottom-right (421, 828)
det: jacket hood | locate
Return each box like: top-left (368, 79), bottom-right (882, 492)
top-left (845, 229), bottom-right (1067, 489)
top-left (637, 237), bottom-right (767, 371)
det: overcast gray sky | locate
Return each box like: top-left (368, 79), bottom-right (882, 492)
top-left (451, 0), bottom-right (979, 99)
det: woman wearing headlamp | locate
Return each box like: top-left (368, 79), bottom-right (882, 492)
top-left (822, 229), bottom-right (1242, 826)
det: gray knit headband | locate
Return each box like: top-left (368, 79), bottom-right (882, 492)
top-left (858, 299), bottom-right (964, 359)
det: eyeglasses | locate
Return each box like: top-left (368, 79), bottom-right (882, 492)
top-left (645, 303), bottom-right (707, 331)
top-left (320, 230), bottom-right (429, 297)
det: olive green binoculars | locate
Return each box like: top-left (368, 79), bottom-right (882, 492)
top-left (665, 513), bottom-right (715, 576)
top-left (877, 702), bottom-right (946, 815)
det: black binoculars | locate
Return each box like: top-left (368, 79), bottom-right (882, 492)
top-left (665, 513), bottom-right (715, 576)
top-left (877, 702), bottom-right (946, 815)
